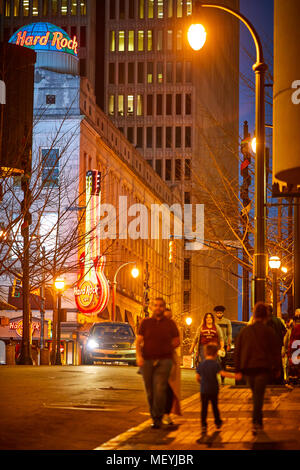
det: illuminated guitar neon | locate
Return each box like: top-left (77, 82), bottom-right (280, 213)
top-left (74, 170), bottom-right (109, 315)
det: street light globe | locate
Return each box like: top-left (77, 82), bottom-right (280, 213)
top-left (251, 137), bottom-right (257, 154)
top-left (269, 256), bottom-right (281, 270)
top-left (281, 266), bottom-right (288, 274)
top-left (131, 267), bottom-right (139, 279)
top-left (187, 24), bottom-right (207, 51)
top-left (185, 317), bottom-right (193, 326)
top-left (54, 278), bottom-right (65, 291)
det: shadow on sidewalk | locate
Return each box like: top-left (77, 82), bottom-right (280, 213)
top-left (117, 424), bottom-right (181, 449)
top-left (196, 431), bottom-right (225, 449)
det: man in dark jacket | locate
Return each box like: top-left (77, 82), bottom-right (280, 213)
top-left (235, 302), bottom-right (281, 434)
top-left (266, 304), bottom-right (286, 384)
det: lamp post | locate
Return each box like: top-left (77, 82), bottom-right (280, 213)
top-left (188, 1), bottom-right (268, 304)
top-left (54, 278), bottom-right (65, 365)
top-left (111, 263), bottom-right (139, 321)
top-left (269, 256), bottom-right (281, 317)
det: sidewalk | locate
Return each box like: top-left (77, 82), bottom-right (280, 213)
top-left (96, 385), bottom-right (300, 450)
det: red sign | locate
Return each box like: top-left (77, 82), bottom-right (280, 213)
top-left (9, 319), bottom-right (40, 337)
top-left (15, 30), bottom-right (78, 55)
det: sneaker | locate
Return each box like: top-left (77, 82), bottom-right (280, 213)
top-left (201, 426), bottom-right (207, 434)
top-left (151, 422), bottom-right (161, 429)
top-left (252, 424), bottom-right (260, 436)
top-left (216, 421), bottom-right (223, 430)
top-left (163, 415), bottom-right (174, 426)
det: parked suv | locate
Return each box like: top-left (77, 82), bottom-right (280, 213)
top-left (83, 322), bottom-right (136, 365)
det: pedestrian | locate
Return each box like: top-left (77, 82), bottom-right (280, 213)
top-left (266, 304), bottom-right (287, 384)
top-left (163, 308), bottom-right (182, 425)
top-left (283, 309), bottom-right (300, 386)
top-left (189, 313), bottom-right (224, 366)
top-left (136, 297), bottom-right (180, 429)
top-left (196, 343), bottom-right (236, 434)
top-left (235, 302), bottom-right (282, 435)
top-left (213, 305), bottom-right (232, 384)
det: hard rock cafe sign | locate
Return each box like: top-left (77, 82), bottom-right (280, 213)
top-left (9, 319), bottom-right (40, 338)
top-left (74, 171), bottom-right (109, 316)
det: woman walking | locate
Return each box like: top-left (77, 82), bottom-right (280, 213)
top-left (163, 308), bottom-right (182, 425)
top-left (189, 313), bottom-right (225, 366)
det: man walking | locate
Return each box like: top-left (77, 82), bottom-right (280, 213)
top-left (136, 298), bottom-right (180, 429)
top-left (235, 302), bottom-right (281, 435)
top-left (266, 304), bottom-right (286, 384)
top-left (214, 306), bottom-right (232, 384)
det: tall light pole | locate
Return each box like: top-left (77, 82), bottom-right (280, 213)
top-left (111, 262), bottom-right (139, 321)
top-left (54, 278), bottom-right (65, 365)
top-left (188, 1), bottom-right (268, 304)
top-left (269, 256), bottom-right (281, 317)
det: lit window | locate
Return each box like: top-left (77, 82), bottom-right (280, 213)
top-left (42, 149), bottom-right (60, 187)
top-left (186, 0), bottom-right (192, 16)
top-left (5, 0), bottom-right (11, 16)
top-left (71, 0), bottom-right (77, 15)
top-left (14, 0), bottom-right (20, 16)
top-left (147, 62), bottom-right (153, 83)
top-left (23, 0), bottom-right (30, 16)
top-left (118, 95), bottom-right (124, 116)
top-left (80, 0), bottom-right (86, 15)
top-left (128, 30), bottom-right (135, 51)
top-left (139, 0), bottom-right (144, 18)
top-left (127, 95), bottom-right (134, 116)
top-left (157, 62), bottom-right (163, 83)
top-left (138, 31), bottom-right (144, 51)
top-left (168, 0), bottom-right (173, 17)
top-left (108, 95), bottom-right (115, 116)
top-left (137, 95), bottom-right (143, 115)
top-left (157, 30), bottom-right (163, 51)
top-left (110, 31), bottom-right (115, 51)
top-left (177, 0), bottom-right (182, 17)
top-left (118, 31), bottom-right (125, 51)
top-left (147, 30), bottom-right (153, 51)
top-left (61, 0), bottom-right (68, 15)
top-left (148, 0), bottom-right (154, 18)
top-left (176, 30), bottom-right (182, 50)
top-left (157, 0), bottom-right (163, 18)
top-left (43, 0), bottom-right (48, 15)
top-left (167, 30), bottom-right (173, 50)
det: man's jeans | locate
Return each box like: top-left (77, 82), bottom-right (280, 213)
top-left (246, 373), bottom-right (269, 426)
top-left (142, 359), bottom-right (173, 424)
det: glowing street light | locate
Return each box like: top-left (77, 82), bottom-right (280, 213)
top-left (281, 266), bottom-right (288, 274)
top-left (269, 257), bottom-right (281, 317)
top-left (131, 267), bottom-right (140, 279)
top-left (54, 278), bottom-right (65, 291)
top-left (185, 317), bottom-right (193, 326)
top-left (187, 24), bottom-right (207, 51)
top-left (251, 137), bottom-right (257, 154)
top-left (111, 262), bottom-right (139, 321)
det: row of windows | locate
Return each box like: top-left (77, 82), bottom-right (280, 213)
top-left (118, 126), bottom-right (192, 150)
top-left (109, 93), bottom-right (192, 117)
top-left (109, 28), bottom-right (190, 53)
top-left (109, 61), bottom-right (192, 85)
top-left (109, 0), bottom-right (192, 21)
top-left (146, 157), bottom-right (191, 182)
top-left (2, 0), bottom-right (87, 17)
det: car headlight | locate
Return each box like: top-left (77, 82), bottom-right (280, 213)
top-left (87, 339), bottom-right (99, 350)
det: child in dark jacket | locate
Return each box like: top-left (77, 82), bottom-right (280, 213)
top-left (196, 343), bottom-right (237, 433)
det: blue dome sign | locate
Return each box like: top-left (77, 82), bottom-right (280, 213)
top-left (9, 23), bottom-right (78, 56)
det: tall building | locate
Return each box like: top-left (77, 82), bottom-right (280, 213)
top-left (98, 0), bottom-right (240, 321)
top-left (1, 0), bottom-right (240, 322)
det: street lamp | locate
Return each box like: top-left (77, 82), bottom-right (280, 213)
top-left (185, 317), bottom-right (193, 326)
top-left (269, 256), bottom-right (281, 317)
top-left (111, 263), bottom-right (139, 322)
top-left (54, 278), bottom-right (65, 365)
top-left (188, 1), bottom-right (268, 304)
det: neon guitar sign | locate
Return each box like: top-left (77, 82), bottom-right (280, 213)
top-left (74, 171), bottom-right (109, 315)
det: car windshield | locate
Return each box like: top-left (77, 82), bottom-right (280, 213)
top-left (93, 325), bottom-right (134, 341)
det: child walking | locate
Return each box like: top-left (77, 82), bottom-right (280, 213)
top-left (196, 343), bottom-right (236, 433)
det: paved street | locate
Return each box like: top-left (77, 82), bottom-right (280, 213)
top-left (0, 365), bottom-right (198, 450)
top-left (98, 385), bottom-right (300, 451)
